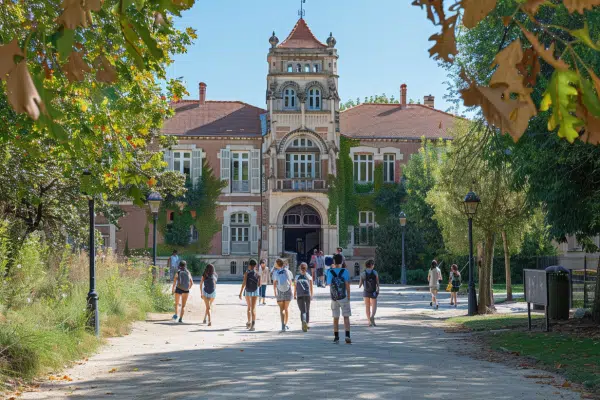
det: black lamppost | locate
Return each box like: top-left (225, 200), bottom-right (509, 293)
top-left (82, 170), bottom-right (99, 337)
top-left (464, 190), bottom-right (480, 316)
top-left (147, 192), bottom-right (163, 282)
top-left (399, 211), bottom-right (407, 285)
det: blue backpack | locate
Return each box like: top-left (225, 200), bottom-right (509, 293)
top-left (329, 269), bottom-right (347, 301)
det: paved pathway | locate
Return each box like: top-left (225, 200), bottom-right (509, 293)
top-left (22, 283), bottom-right (577, 399)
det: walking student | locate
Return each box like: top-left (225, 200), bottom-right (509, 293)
top-left (167, 249), bottom-right (179, 281)
top-left (449, 264), bottom-right (461, 307)
top-left (171, 260), bottom-right (193, 323)
top-left (316, 250), bottom-right (326, 287)
top-left (358, 259), bottom-right (380, 327)
top-left (326, 253), bottom-right (352, 344)
top-left (239, 259), bottom-right (261, 331)
top-left (294, 262), bottom-right (314, 332)
top-left (428, 260), bottom-right (442, 309)
top-left (310, 249), bottom-right (318, 282)
top-left (200, 263), bottom-right (218, 326)
top-left (258, 259), bottom-right (270, 305)
top-left (273, 258), bottom-right (293, 332)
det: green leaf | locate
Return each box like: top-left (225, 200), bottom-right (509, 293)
top-left (579, 76), bottom-right (600, 117)
top-left (128, 186), bottom-right (145, 206)
top-left (540, 70), bottom-right (583, 143)
top-left (129, 17), bottom-right (164, 61)
top-left (570, 22), bottom-right (600, 51)
top-left (56, 29), bottom-right (75, 61)
top-left (120, 17), bottom-right (146, 69)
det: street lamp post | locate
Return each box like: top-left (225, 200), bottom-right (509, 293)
top-left (82, 170), bottom-right (99, 337)
top-left (147, 192), bottom-right (163, 283)
top-left (399, 211), bottom-right (407, 285)
top-left (463, 190), bottom-right (481, 316)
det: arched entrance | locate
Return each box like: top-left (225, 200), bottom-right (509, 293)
top-left (283, 205), bottom-right (321, 264)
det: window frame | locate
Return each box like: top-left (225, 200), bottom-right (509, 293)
top-left (357, 211), bottom-right (375, 246)
top-left (307, 87), bottom-right (321, 110)
top-left (231, 152), bottom-right (250, 192)
top-left (353, 154), bottom-right (374, 183)
top-left (283, 87), bottom-right (297, 110)
top-left (286, 153), bottom-right (318, 179)
top-left (172, 151), bottom-right (192, 178)
top-left (383, 153), bottom-right (395, 183)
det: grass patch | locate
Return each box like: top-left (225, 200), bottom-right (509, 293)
top-left (447, 313), bottom-right (543, 331)
top-left (458, 284), bottom-right (524, 295)
top-left (488, 332), bottom-right (600, 390)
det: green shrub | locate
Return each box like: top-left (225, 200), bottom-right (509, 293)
top-left (180, 255), bottom-right (207, 276)
top-left (406, 269), bottom-right (429, 284)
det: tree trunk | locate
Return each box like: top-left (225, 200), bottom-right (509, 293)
top-left (502, 230), bottom-right (512, 301)
top-left (593, 256), bottom-right (600, 324)
top-left (478, 232), bottom-right (495, 314)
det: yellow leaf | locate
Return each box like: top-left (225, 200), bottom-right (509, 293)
top-left (563, 0), bottom-right (600, 14)
top-left (6, 61), bottom-right (44, 120)
top-left (518, 23), bottom-right (569, 71)
top-left (108, 368), bottom-right (117, 373)
top-left (428, 15), bottom-right (458, 63)
top-left (0, 39), bottom-right (24, 80)
top-left (562, 381), bottom-right (572, 388)
top-left (462, 0), bottom-right (497, 29)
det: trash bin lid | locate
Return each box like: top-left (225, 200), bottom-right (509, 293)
top-left (545, 265), bottom-right (569, 274)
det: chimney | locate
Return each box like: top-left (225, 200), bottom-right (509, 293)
top-left (424, 94), bottom-right (435, 108)
top-left (199, 82), bottom-right (207, 105)
top-left (400, 84), bottom-right (407, 108)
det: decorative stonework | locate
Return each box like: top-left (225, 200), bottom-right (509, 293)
top-left (304, 81), bottom-right (329, 99)
top-left (275, 81), bottom-right (301, 99)
top-left (277, 128), bottom-right (329, 154)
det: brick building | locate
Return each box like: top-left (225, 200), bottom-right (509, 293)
top-left (100, 17), bottom-right (460, 277)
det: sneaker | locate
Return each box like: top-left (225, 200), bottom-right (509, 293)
top-left (435, 304), bottom-right (439, 310)
top-left (333, 337), bottom-right (340, 344)
top-left (429, 302), bottom-right (433, 307)
top-left (202, 318), bottom-right (207, 324)
top-left (208, 321), bottom-right (212, 326)
top-left (370, 316), bottom-right (376, 327)
top-left (450, 302), bottom-right (454, 306)
top-left (246, 322), bottom-right (251, 329)
top-left (345, 337), bottom-right (352, 344)
top-left (178, 318), bottom-right (183, 323)
top-left (249, 326), bottom-right (256, 332)
top-left (302, 320), bottom-right (308, 332)
top-left (285, 325), bottom-right (290, 331)
top-left (172, 314), bottom-right (178, 321)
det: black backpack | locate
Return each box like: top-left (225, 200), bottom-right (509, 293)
top-left (329, 269), bottom-right (347, 301)
top-left (296, 274), bottom-right (310, 296)
top-left (245, 270), bottom-right (259, 292)
top-left (203, 274), bottom-right (215, 294)
top-left (364, 270), bottom-right (377, 293)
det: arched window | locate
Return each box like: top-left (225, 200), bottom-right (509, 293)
top-left (287, 64), bottom-right (293, 72)
top-left (313, 63), bottom-right (320, 73)
top-left (304, 64), bottom-right (311, 73)
top-left (307, 87), bottom-right (321, 110)
top-left (284, 87), bottom-right (297, 109)
top-left (291, 138), bottom-right (314, 148)
top-left (296, 63), bottom-right (302, 73)
top-left (230, 213), bottom-right (250, 254)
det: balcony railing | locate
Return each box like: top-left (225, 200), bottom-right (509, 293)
top-left (231, 242), bottom-right (251, 255)
top-left (232, 180), bottom-right (249, 193)
top-left (274, 179), bottom-right (327, 192)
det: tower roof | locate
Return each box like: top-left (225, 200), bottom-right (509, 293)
top-left (278, 18), bottom-right (327, 49)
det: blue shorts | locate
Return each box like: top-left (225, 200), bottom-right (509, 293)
top-left (203, 291), bottom-right (216, 299)
top-left (244, 290), bottom-right (260, 297)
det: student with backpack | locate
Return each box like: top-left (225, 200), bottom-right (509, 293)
top-left (200, 263), bottom-right (218, 326)
top-left (239, 259), bottom-right (261, 331)
top-left (326, 253), bottom-right (352, 344)
top-left (272, 258), bottom-right (293, 332)
top-left (258, 259), bottom-right (270, 305)
top-left (293, 262), bottom-right (314, 332)
top-left (171, 260), bottom-right (193, 323)
top-left (449, 264), bottom-right (461, 307)
top-left (427, 260), bottom-right (442, 309)
top-left (358, 259), bottom-right (380, 327)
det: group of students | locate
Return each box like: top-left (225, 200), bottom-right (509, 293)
top-left (427, 260), bottom-right (462, 309)
top-left (169, 254), bottom-right (382, 344)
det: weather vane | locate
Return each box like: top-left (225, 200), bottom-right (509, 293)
top-left (298, 0), bottom-right (306, 18)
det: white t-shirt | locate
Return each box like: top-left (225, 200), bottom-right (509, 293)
top-left (428, 267), bottom-right (441, 287)
top-left (273, 268), bottom-right (293, 292)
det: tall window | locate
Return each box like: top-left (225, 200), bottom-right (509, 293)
top-left (313, 63), bottom-right (320, 73)
top-left (284, 88), bottom-right (296, 109)
top-left (231, 152), bottom-right (249, 192)
top-left (357, 211), bottom-right (375, 246)
top-left (384, 154), bottom-right (395, 183)
top-left (230, 213), bottom-right (250, 254)
top-left (307, 87), bottom-right (321, 110)
top-left (173, 151), bottom-right (191, 177)
top-left (304, 64), bottom-right (311, 72)
top-left (296, 63), bottom-right (302, 72)
top-left (353, 154), bottom-right (374, 183)
top-left (287, 64), bottom-right (293, 72)
top-left (230, 261), bottom-right (237, 275)
top-left (286, 154), bottom-right (318, 178)
top-left (190, 226), bottom-right (199, 243)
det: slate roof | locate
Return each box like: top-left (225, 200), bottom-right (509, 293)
top-left (339, 103), bottom-right (459, 140)
top-left (162, 100), bottom-right (267, 137)
top-left (278, 18), bottom-right (327, 49)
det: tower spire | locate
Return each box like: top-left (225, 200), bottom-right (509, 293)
top-left (298, 0), bottom-right (306, 19)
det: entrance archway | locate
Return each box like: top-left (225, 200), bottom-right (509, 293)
top-left (283, 205), bottom-right (321, 264)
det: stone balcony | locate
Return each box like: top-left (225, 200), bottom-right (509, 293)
top-left (271, 178), bottom-right (328, 192)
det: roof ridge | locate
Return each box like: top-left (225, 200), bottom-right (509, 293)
top-left (340, 102), bottom-right (463, 119)
top-left (170, 99), bottom-right (266, 112)
top-left (278, 18), bottom-right (327, 48)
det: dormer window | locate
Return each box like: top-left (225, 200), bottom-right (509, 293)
top-left (307, 87), bottom-right (321, 110)
top-left (284, 87), bottom-right (297, 109)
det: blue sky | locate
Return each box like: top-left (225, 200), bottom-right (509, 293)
top-left (168, 0), bottom-right (455, 112)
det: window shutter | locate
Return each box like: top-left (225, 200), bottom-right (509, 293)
top-left (220, 149), bottom-right (231, 192)
top-left (163, 150), bottom-right (173, 171)
top-left (251, 225), bottom-right (259, 255)
top-left (191, 150), bottom-right (203, 188)
top-left (222, 224), bottom-right (230, 255)
top-left (250, 149), bottom-right (260, 193)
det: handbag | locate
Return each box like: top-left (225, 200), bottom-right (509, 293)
top-left (446, 282), bottom-right (452, 292)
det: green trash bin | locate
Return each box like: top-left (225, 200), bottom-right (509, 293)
top-left (545, 266), bottom-right (570, 320)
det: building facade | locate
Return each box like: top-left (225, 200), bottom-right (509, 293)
top-left (100, 17), bottom-right (460, 277)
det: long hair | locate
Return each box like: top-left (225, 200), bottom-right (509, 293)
top-left (430, 259), bottom-right (438, 270)
top-left (203, 263), bottom-right (215, 279)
